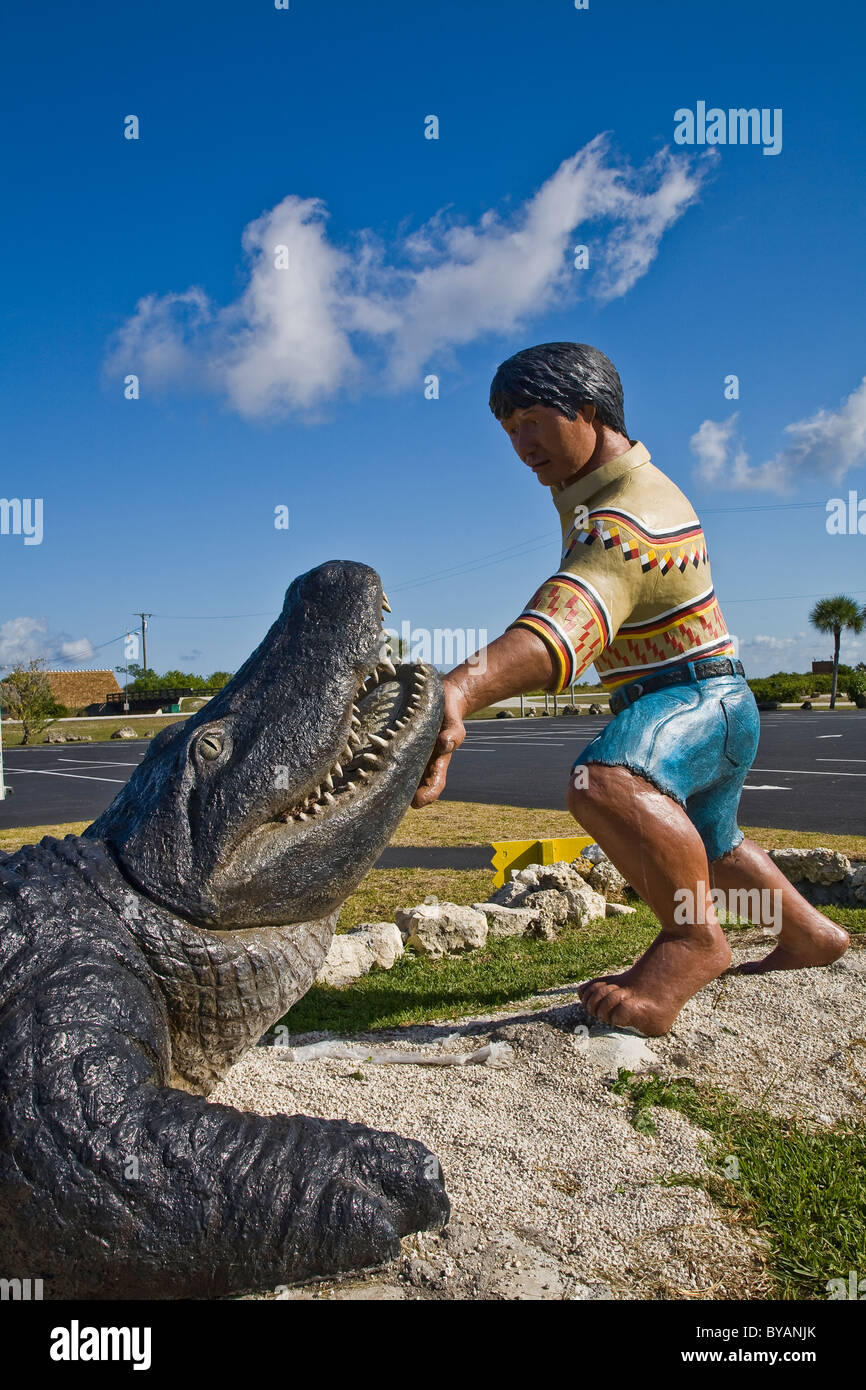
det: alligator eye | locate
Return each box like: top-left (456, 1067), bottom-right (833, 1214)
top-left (197, 732), bottom-right (224, 761)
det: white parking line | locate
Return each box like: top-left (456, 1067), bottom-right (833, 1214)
top-left (464, 740), bottom-right (568, 747)
top-left (8, 769), bottom-right (127, 784)
top-left (750, 767), bottom-right (866, 778)
top-left (816, 735), bottom-right (843, 739)
top-left (743, 784), bottom-right (789, 791)
top-left (816, 758), bottom-right (866, 763)
top-left (55, 758), bottom-right (142, 767)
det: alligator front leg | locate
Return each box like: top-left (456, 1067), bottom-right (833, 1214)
top-left (6, 1072), bottom-right (449, 1300)
top-left (1, 941), bottom-right (448, 1299)
top-left (128, 1088), bottom-right (450, 1298)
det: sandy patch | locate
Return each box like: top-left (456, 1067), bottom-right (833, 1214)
top-left (213, 944), bottom-right (865, 1300)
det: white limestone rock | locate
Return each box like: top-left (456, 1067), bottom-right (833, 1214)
top-left (849, 864), bottom-right (866, 903)
top-left (396, 903), bottom-right (489, 959)
top-left (315, 922), bottom-right (403, 987)
top-left (472, 903), bottom-right (538, 938)
top-left (769, 847), bottom-right (851, 883)
top-left (587, 859), bottom-right (629, 902)
top-left (606, 901), bottom-right (638, 918)
top-left (351, 921), bottom-right (404, 970)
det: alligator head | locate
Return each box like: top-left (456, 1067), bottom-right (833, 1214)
top-left (86, 560), bottom-right (443, 929)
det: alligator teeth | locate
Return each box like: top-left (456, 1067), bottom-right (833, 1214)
top-left (380, 658), bottom-right (397, 677)
top-left (395, 718), bottom-right (406, 729)
top-left (324, 773), bottom-right (335, 790)
top-left (348, 731), bottom-right (363, 748)
top-left (382, 593), bottom-right (391, 612)
top-left (368, 733), bottom-right (388, 749)
top-left (322, 790), bottom-right (336, 804)
top-left (310, 803), bottom-right (323, 816)
top-left (351, 713), bottom-right (362, 727)
top-left (333, 762), bottom-right (343, 778)
top-left (357, 767), bottom-right (371, 779)
top-left (341, 743), bottom-right (353, 762)
top-left (361, 751), bottom-right (379, 766)
top-left (296, 811), bottom-right (309, 821)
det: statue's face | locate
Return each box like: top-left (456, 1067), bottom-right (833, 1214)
top-left (500, 402), bottom-right (598, 487)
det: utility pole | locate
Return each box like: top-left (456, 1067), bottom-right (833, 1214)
top-left (135, 613), bottom-right (153, 679)
top-left (0, 676), bottom-right (10, 799)
top-left (0, 690), bottom-right (6, 799)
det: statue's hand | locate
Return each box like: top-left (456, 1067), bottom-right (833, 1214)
top-left (411, 679), bottom-right (467, 807)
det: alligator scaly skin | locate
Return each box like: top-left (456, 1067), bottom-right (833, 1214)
top-left (0, 835), bottom-right (447, 1298)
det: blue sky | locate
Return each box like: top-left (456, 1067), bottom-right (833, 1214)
top-left (2, 0), bottom-right (865, 683)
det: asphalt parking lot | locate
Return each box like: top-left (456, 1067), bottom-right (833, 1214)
top-left (447, 710), bottom-right (866, 836)
top-left (1, 712), bottom-right (864, 847)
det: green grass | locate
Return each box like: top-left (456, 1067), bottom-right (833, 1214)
top-left (278, 891), bottom-right (865, 1037)
top-left (1, 714), bottom-right (185, 747)
top-left (5, 801), bottom-right (866, 863)
top-left (395, 800), bottom-right (866, 859)
top-left (335, 867), bottom-right (495, 929)
top-left (612, 1070), bottom-right (866, 1300)
top-left (278, 905), bottom-right (660, 1035)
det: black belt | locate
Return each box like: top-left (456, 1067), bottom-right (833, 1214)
top-left (609, 657), bottom-right (745, 716)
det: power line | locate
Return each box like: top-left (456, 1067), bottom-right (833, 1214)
top-left (13, 501), bottom-right (841, 663)
top-left (725, 588), bottom-right (866, 604)
top-left (149, 611), bottom-right (276, 620)
top-left (390, 501), bottom-right (829, 593)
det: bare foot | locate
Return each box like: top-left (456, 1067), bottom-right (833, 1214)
top-left (577, 926), bottom-right (732, 1036)
top-left (735, 918), bottom-right (849, 975)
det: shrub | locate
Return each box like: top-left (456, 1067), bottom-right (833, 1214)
top-left (747, 674), bottom-right (809, 704)
top-left (846, 672), bottom-right (866, 708)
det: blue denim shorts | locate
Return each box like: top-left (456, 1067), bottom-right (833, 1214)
top-left (572, 672), bottom-right (760, 862)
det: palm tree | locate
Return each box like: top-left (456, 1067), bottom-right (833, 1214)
top-left (809, 596), bottom-right (865, 709)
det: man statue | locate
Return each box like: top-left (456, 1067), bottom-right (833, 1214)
top-left (413, 342), bottom-right (848, 1035)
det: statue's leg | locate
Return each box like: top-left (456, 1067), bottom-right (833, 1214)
top-left (3, 944), bottom-right (448, 1299)
top-left (707, 838), bottom-right (849, 973)
top-left (569, 763), bottom-right (732, 1035)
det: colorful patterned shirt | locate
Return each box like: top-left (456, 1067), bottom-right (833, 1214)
top-left (509, 440), bottom-right (735, 695)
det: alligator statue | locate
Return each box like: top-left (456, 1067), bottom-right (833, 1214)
top-left (0, 560), bottom-right (449, 1299)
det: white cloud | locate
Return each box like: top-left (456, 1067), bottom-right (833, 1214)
top-left (738, 629), bottom-right (864, 678)
top-left (0, 618), bottom-right (94, 670)
top-left (0, 617), bottom-right (49, 668)
top-left (745, 633), bottom-right (799, 652)
top-left (107, 137), bottom-right (707, 418)
top-left (768, 376), bottom-right (866, 485)
top-left (690, 415), bottom-right (790, 492)
top-left (692, 378), bottom-right (866, 494)
top-left (60, 638), bottom-right (96, 663)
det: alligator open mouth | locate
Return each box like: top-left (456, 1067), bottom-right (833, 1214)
top-left (88, 561), bottom-right (444, 930)
top-left (275, 653), bottom-right (432, 825)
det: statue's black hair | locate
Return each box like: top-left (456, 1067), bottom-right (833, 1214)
top-left (489, 341), bottom-right (627, 435)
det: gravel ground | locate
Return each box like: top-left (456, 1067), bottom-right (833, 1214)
top-left (212, 941), bottom-right (865, 1301)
